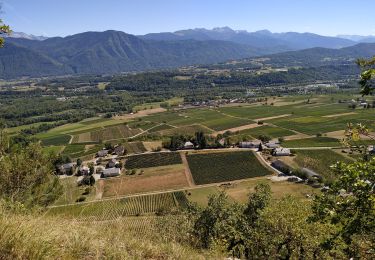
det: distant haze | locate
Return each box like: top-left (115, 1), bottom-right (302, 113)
top-left (3, 0), bottom-right (375, 37)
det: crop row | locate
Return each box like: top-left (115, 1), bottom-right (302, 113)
top-left (47, 192), bottom-right (188, 220)
top-left (125, 152), bottom-right (182, 169)
top-left (187, 151), bottom-right (271, 185)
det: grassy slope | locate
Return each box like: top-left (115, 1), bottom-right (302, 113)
top-left (0, 211), bottom-right (211, 259)
top-left (293, 149), bottom-right (353, 183)
top-left (284, 137), bottom-right (342, 148)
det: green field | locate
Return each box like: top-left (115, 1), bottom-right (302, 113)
top-left (47, 192), bottom-right (187, 220)
top-left (158, 124), bottom-right (212, 136)
top-left (62, 144), bottom-right (86, 155)
top-left (123, 141), bottom-right (147, 154)
top-left (54, 177), bottom-right (97, 205)
top-left (72, 124), bottom-right (141, 143)
top-left (125, 152), bottom-right (182, 169)
top-left (61, 144), bottom-right (102, 159)
top-left (127, 120), bottom-right (158, 131)
top-left (239, 125), bottom-right (295, 138)
top-left (148, 123), bottom-right (174, 133)
top-left (187, 151), bottom-right (271, 185)
top-left (284, 137), bottom-right (342, 148)
top-left (143, 109), bottom-right (251, 131)
top-left (41, 134), bottom-right (71, 146)
top-left (293, 149), bottom-right (353, 183)
top-left (42, 145), bottom-right (64, 154)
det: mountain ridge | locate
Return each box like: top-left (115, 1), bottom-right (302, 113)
top-left (1, 29), bottom-right (374, 79)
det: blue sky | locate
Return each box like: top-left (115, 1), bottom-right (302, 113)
top-left (2, 0), bottom-right (375, 37)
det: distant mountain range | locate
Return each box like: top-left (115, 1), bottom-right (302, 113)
top-left (141, 27), bottom-right (357, 51)
top-left (337, 34), bottom-right (375, 43)
top-left (0, 28), bottom-right (374, 79)
top-left (5, 31), bottom-right (48, 41)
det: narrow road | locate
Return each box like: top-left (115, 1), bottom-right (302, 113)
top-left (285, 146), bottom-right (341, 150)
top-left (180, 151), bottom-right (195, 187)
top-left (254, 151), bottom-right (282, 175)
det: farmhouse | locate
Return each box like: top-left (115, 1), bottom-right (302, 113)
top-left (184, 141), bottom-right (194, 149)
top-left (114, 145), bottom-right (125, 156)
top-left (58, 163), bottom-right (76, 175)
top-left (97, 149), bottom-right (109, 157)
top-left (106, 158), bottom-right (118, 168)
top-left (265, 141), bottom-right (280, 149)
top-left (79, 166), bottom-right (90, 175)
top-left (273, 147), bottom-right (291, 156)
top-left (239, 141), bottom-right (261, 148)
top-left (101, 167), bottom-right (121, 178)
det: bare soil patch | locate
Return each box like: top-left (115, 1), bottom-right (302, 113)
top-left (254, 114), bottom-right (291, 121)
top-left (113, 108), bottom-right (167, 120)
top-left (142, 141), bottom-right (163, 151)
top-left (323, 112), bottom-right (357, 118)
top-left (214, 123), bottom-right (261, 136)
top-left (102, 165), bottom-right (188, 197)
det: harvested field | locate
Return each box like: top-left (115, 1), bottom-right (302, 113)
top-left (214, 123), bottom-right (260, 135)
top-left (143, 141), bottom-right (163, 151)
top-left (103, 165), bottom-right (188, 197)
top-left (113, 108), bottom-right (167, 120)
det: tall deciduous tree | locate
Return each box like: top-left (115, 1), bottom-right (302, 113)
top-left (311, 159), bottom-right (375, 257)
top-left (0, 18), bottom-right (10, 47)
top-left (0, 143), bottom-right (62, 207)
top-left (357, 56), bottom-right (375, 95)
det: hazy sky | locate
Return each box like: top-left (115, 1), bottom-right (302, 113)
top-left (3, 0), bottom-right (375, 37)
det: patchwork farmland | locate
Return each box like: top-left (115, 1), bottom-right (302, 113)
top-left (72, 124), bottom-right (141, 143)
top-left (292, 149), bottom-right (353, 183)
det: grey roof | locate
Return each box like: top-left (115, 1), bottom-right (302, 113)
top-left (240, 141), bottom-right (261, 147)
top-left (273, 147), bottom-right (291, 155)
top-left (114, 146), bottom-right (125, 154)
top-left (97, 150), bottom-right (109, 156)
top-left (60, 163), bottom-right (76, 170)
top-left (102, 167), bottom-right (121, 177)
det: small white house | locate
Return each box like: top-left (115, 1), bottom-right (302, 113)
top-left (239, 141), bottom-right (261, 148)
top-left (101, 167), bottom-right (121, 178)
top-left (273, 147), bottom-right (291, 156)
top-left (265, 141), bottom-right (280, 149)
top-left (184, 141), bottom-right (194, 149)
